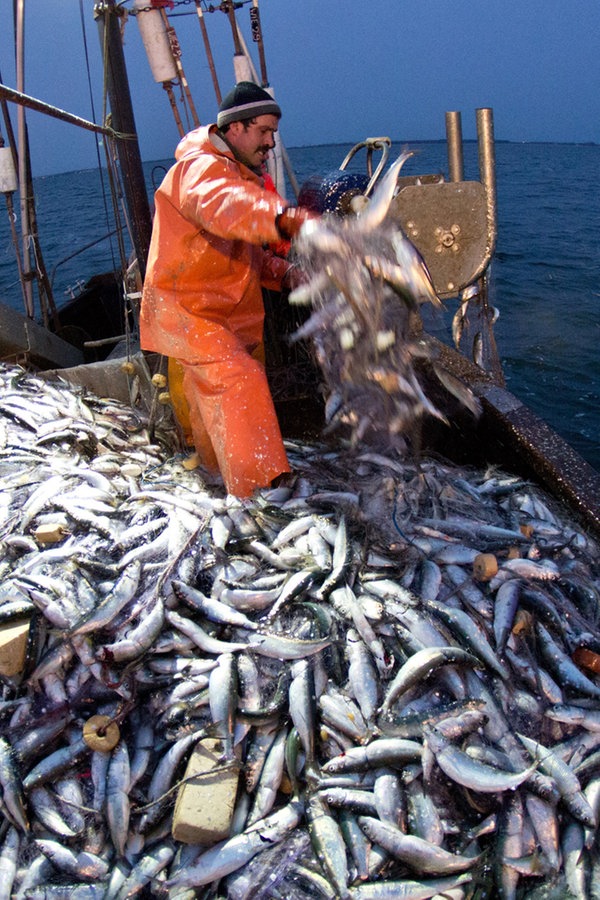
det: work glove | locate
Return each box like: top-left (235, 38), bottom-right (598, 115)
top-left (276, 207), bottom-right (318, 241)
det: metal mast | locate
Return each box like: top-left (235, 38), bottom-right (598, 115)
top-left (94, 0), bottom-right (152, 280)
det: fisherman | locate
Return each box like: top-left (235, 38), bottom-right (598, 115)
top-left (139, 81), bottom-right (316, 498)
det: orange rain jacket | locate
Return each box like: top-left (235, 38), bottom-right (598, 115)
top-left (140, 125), bottom-right (292, 497)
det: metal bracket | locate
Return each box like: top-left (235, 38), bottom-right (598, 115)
top-left (391, 178), bottom-right (490, 298)
top-left (339, 137), bottom-right (392, 196)
top-left (389, 109), bottom-right (497, 299)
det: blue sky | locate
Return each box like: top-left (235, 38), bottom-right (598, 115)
top-left (1, 1), bottom-right (599, 176)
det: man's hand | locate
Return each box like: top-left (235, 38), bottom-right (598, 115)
top-left (281, 263), bottom-right (307, 293)
top-left (276, 207), bottom-right (318, 240)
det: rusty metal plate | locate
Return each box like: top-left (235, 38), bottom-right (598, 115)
top-left (389, 180), bottom-right (491, 298)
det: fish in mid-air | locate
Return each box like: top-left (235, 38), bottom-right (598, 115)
top-left (290, 149), bottom-right (480, 446)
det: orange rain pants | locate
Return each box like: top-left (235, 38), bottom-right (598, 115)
top-left (140, 125), bottom-right (292, 497)
top-left (166, 340), bottom-right (285, 498)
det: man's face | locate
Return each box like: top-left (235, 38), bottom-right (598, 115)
top-left (226, 114), bottom-right (279, 171)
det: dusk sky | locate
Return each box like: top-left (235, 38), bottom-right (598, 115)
top-left (1, 1), bottom-right (599, 176)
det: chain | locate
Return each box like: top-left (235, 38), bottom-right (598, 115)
top-left (125, 0), bottom-right (251, 15)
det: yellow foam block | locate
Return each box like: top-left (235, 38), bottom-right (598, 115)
top-left (0, 619), bottom-right (30, 677)
top-left (33, 523), bottom-right (69, 543)
top-left (172, 738), bottom-right (240, 844)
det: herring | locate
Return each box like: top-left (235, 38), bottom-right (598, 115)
top-left (2, 362), bottom-right (600, 898)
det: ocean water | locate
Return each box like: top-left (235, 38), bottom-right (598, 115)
top-left (1, 141), bottom-right (598, 471)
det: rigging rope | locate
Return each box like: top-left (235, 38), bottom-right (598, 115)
top-left (78, 0), bottom-right (123, 291)
top-left (94, 0), bottom-right (143, 364)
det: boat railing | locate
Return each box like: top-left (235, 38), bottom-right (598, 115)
top-left (49, 227), bottom-right (124, 291)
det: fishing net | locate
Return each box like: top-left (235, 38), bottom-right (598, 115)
top-left (288, 151), bottom-right (480, 452)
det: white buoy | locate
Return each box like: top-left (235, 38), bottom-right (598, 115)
top-left (233, 54), bottom-right (253, 84)
top-left (134, 0), bottom-right (177, 83)
top-left (0, 147), bottom-right (18, 193)
top-left (264, 84), bottom-right (286, 195)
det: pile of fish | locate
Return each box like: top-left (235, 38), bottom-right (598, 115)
top-left (290, 149), bottom-right (481, 448)
top-left (1, 361), bottom-right (600, 899)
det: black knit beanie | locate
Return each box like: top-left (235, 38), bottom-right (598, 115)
top-left (217, 81), bottom-right (281, 128)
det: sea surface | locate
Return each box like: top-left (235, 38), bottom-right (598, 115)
top-left (1, 141), bottom-right (598, 471)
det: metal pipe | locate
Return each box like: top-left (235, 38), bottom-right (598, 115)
top-left (225, 0), bottom-right (251, 83)
top-left (163, 82), bottom-right (185, 137)
top-left (226, 0), bottom-right (243, 55)
top-left (50, 227), bottom-right (123, 288)
top-left (0, 83), bottom-right (132, 138)
top-left (15, 0), bottom-right (34, 318)
top-left (250, 1), bottom-right (269, 87)
top-left (0, 85), bottom-right (28, 313)
top-left (476, 107), bottom-right (497, 257)
top-left (194, 1), bottom-right (221, 104)
top-left (95, 0), bottom-right (153, 281)
top-left (0, 67), bottom-right (19, 176)
top-left (158, 8), bottom-right (201, 129)
top-left (9, 7), bottom-right (56, 328)
top-left (445, 110), bottom-right (464, 183)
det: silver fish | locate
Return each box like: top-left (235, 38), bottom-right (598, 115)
top-left (165, 799), bottom-right (304, 889)
top-left (358, 815), bottom-right (479, 875)
top-left (425, 727), bottom-right (537, 794)
top-left (3, 362), bottom-right (600, 899)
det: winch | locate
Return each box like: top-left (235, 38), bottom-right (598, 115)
top-left (297, 137), bottom-right (392, 216)
top-left (296, 115), bottom-right (498, 306)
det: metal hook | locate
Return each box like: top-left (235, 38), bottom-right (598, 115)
top-left (339, 137), bottom-right (392, 196)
